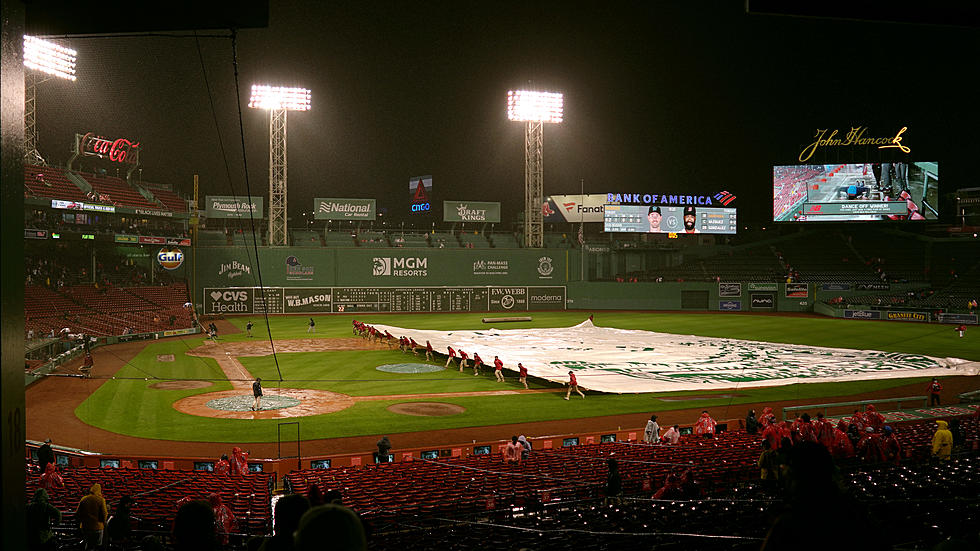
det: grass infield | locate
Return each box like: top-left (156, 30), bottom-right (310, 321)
top-left (74, 312), bottom-right (976, 443)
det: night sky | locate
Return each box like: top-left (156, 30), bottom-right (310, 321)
top-left (32, 1), bottom-right (980, 227)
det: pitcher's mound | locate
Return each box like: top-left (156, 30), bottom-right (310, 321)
top-left (149, 380), bottom-right (213, 390)
top-left (387, 402), bottom-right (465, 417)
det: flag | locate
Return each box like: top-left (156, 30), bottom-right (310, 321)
top-left (578, 224), bottom-right (584, 244)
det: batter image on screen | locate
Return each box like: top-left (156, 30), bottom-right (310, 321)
top-left (682, 206), bottom-right (697, 233)
top-left (773, 162), bottom-right (938, 222)
top-left (647, 206), bottom-right (662, 232)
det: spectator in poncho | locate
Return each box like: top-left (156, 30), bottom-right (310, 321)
top-left (27, 489), bottom-right (61, 551)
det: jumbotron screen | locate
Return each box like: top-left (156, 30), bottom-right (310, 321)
top-left (604, 204), bottom-right (737, 234)
top-left (773, 162), bottom-right (938, 222)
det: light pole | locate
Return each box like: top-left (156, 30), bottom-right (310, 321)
top-left (248, 84), bottom-right (311, 246)
top-left (23, 35), bottom-right (77, 165)
top-left (507, 89), bottom-right (563, 249)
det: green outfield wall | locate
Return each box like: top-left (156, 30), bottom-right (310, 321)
top-left (192, 246), bottom-right (822, 314)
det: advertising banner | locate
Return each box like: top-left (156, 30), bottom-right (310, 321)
top-left (747, 283), bottom-right (778, 292)
top-left (205, 195), bottom-right (264, 219)
top-left (284, 288), bottom-right (333, 313)
top-left (527, 287), bottom-right (567, 310)
top-left (51, 199), bottom-right (116, 213)
top-left (751, 293), bottom-right (775, 309)
top-left (719, 282), bottom-right (741, 297)
top-left (885, 311), bottom-right (930, 322)
top-left (937, 313), bottom-right (978, 325)
top-left (785, 283), bottom-right (809, 298)
top-left (204, 288), bottom-right (252, 314)
top-left (719, 300), bottom-right (742, 311)
top-left (822, 283), bottom-right (851, 291)
top-left (844, 309), bottom-right (882, 320)
top-left (489, 287), bottom-right (528, 311)
top-left (856, 283), bottom-right (891, 291)
top-left (409, 176), bottom-right (433, 214)
top-left (443, 201), bottom-right (501, 223)
top-left (204, 285), bottom-right (567, 314)
top-left (542, 194), bottom-right (612, 223)
top-left (314, 198), bottom-right (376, 220)
top-left (156, 248), bottom-right (184, 270)
top-left (25, 229), bottom-right (48, 239)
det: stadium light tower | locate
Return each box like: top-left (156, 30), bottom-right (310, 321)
top-left (248, 84), bottom-right (312, 246)
top-left (508, 90), bottom-right (563, 248)
top-left (23, 35), bottom-right (77, 165)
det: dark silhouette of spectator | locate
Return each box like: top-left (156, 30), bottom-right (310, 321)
top-left (679, 469), bottom-right (703, 499)
top-left (106, 495), bottom-right (136, 548)
top-left (745, 409), bottom-right (760, 435)
top-left (604, 458), bottom-right (622, 506)
top-left (307, 484), bottom-right (326, 506)
top-left (27, 489), bottom-right (61, 551)
top-left (323, 489), bottom-right (344, 505)
top-left (140, 535), bottom-right (166, 551)
top-left (258, 493), bottom-right (310, 551)
top-left (761, 442), bottom-right (884, 550)
top-left (758, 439), bottom-right (779, 489)
top-left (76, 483), bottom-right (108, 550)
top-left (293, 505), bottom-right (367, 551)
top-left (948, 418), bottom-right (965, 453)
top-left (172, 499), bottom-right (217, 551)
top-left (376, 436), bottom-right (392, 463)
top-left (37, 439), bottom-right (54, 471)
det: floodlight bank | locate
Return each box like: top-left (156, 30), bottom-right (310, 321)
top-left (23, 35), bottom-right (77, 81)
top-left (507, 90), bottom-right (563, 123)
top-left (248, 84), bottom-right (312, 111)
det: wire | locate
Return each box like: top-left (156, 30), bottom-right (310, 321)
top-left (229, 29), bottom-right (284, 384)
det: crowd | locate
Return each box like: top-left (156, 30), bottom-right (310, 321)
top-left (25, 208), bottom-right (189, 238)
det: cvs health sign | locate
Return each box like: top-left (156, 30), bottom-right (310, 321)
top-left (204, 288), bottom-right (251, 314)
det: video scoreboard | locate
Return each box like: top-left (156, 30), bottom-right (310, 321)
top-left (604, 204), bottom-right (738, 234)
top-left (204, 286), bottom-right (566, 314)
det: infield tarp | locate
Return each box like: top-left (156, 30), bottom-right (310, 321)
top-left (371, 320), bottom-right (975, 394)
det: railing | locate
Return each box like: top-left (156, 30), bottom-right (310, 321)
top-left (783, 395), bottom-right (928, 421)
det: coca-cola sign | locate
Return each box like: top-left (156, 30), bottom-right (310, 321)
top-left (80, 132), bottom-right (140, 164)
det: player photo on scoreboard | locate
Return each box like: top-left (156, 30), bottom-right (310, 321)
top-left (773, 162), bottom-right (938, 222)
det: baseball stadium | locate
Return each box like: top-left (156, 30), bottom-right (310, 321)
top-left (7, 3), bottom-right (980, 551)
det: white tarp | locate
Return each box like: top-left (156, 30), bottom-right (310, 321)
top-left (372, 320), bottom-right (974, 394)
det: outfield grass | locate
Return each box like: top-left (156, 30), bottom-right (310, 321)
top-left (73, 312), bottom-right (977, 443)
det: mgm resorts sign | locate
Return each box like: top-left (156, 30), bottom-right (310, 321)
top-left (372, 256), bottom-right (428, 277)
